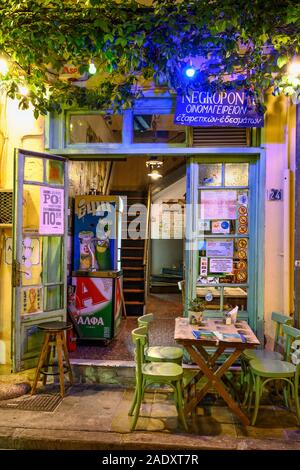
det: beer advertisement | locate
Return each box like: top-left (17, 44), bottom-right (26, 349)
top-left (68, 277), bottom-right (114, 339)
top-left (73, 196), bottom-right (117, 272)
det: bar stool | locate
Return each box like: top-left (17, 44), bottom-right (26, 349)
top-left (31, 321), bottom-right (74, 397)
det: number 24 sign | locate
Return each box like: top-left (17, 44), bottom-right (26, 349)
top-left (268, 188), bottom-right (283, 201)
top-left (39, 187), bottom-right (64, 235)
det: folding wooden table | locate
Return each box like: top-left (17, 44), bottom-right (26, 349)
top-left (174, 316), bottom-right (260, 426)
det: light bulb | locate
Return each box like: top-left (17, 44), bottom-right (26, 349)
top-left (185, 66), bottom-right (196, 78)
top-left (288, 61), bottom-right (300, 78)
top-left (19, 85), bottom-right (29, 96)
top-left (147, 169), bottom-right (162, 180)
top-left (0, 58), bottom-right (8, 76)
top-left (89, 62), bottom-right (97, 74)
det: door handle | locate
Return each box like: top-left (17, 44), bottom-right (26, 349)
top-left (12, 260), bottom-right (27, 287)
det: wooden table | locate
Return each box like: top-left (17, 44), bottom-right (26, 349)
top-left (174, 316), bottom-right (260, 426)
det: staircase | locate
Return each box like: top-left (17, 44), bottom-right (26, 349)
top-left (113, 191), bottom-right (148, 316)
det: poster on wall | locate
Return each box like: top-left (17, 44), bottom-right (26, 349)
top-left (39, 187), bottom-right (64, 235)
top-left (200, 190), bottom-right (237, 220)
top-left (210, 258), bottom-right (233, 273)
top-left (207, 240), bottom-right (233, 257)
top-left (5, 237), bottom-right (40, 271)
top-left (22, 286), bottom-right (43, 315)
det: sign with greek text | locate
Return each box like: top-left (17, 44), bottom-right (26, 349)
top-left (174, 90), bottom-right (264, 127)
top-left (207, 240), bottom-right (234, 258)
top-left (39, 187), bottom-right (64, 235)
top-left (210, 258), bottom-right (233, 273)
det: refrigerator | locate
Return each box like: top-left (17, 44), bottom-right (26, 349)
top-left (67, 195), bottom-right (123, 340)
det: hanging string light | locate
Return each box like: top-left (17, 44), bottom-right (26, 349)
top-left (89, 61), bottom-right (97, 75)
top-left (18, 85), bottom-right (29, 96)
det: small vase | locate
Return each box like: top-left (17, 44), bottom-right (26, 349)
top-left (188, 310), bottom-right (203, 325)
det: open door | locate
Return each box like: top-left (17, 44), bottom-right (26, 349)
top-left (12, 149), bottom-right (68, 372)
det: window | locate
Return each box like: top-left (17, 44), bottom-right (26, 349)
top-left (67, 113), bottom-right (122, 144)
top-left (133, 114), bottom-right (186, 144)
top-left (196, 162), bottom-right (250, 312)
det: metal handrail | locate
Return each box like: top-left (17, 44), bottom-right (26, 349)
top-left (143, 186), bottom-right (151, 298)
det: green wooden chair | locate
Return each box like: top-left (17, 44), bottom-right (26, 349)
top-left (248, 324), bottom-right (300, 426)
top-left (242, 312), bottom-right (292, 362)
top-left (128, 326), bottom-right (188, 432)
top-left (241, 312), bottom-right (292, 405)
top-left (137, 313), bottom-right (184, 365)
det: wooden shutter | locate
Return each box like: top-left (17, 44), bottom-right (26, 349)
top-left (192, 127), bottom-right (249, 147)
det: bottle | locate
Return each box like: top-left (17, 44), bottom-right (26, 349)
top-left (95, 219), bottom-right (111, 270)
top-left (79, 231), bottom-right (96, 271)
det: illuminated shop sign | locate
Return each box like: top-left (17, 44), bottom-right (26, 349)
top-left (174, 90), bottom-right (264, 127)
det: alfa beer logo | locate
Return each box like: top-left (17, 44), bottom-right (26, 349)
top-left (74, 277), bottom-right (109, 327)
top-left (75, 277), bottom-right (108, 310)
top-left (77, 316), bottom-right (104, 326)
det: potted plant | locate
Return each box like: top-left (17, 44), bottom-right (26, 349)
top-left (188, 297), bottom-right (206, 325)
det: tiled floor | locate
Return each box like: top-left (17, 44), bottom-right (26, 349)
top-left (70, 293), bottom-right (182, 360)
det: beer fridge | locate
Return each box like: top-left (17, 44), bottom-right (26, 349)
top-left (67, 195), bottom-right (123, 341)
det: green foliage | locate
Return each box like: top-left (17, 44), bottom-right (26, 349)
top-left (188, 297), bottom-right (206, 313)
top-left (0, 0), bottom-right (299, 116)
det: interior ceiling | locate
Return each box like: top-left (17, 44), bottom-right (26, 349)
top-left (109, 156), bottom-right (186, 192)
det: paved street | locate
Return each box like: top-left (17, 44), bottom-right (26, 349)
top-left (0, 383), bottom-right (299, 450)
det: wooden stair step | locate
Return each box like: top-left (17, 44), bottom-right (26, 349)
top-left (125, 301), bottom-right (144, 305)
top-left (123, 277), bottom-right (144, 281)
top-left (121, 246), bottom-right (144, 250)
top-left (121, 256), bottom-right (143, 260)
top-left (123, 288), bottom-right (144, 293)
top-left (122, 266), bottom-right (144, 270)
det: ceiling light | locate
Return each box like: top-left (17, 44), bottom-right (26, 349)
top-left (147, 169), bottom-right (162, 180)
top-left (146, 157), bottom-right (163, 179)
top-left (146, 156), bottom-right (163, 169)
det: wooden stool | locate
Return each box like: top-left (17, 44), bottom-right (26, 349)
top-left (31, 321), bottom-right (74, 397)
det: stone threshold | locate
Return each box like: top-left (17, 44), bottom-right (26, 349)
top-left (70, 358), bottom-right (203, 369)
top-left (70, 359), bottom-right (135, 367)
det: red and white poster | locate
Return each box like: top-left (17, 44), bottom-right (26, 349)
top-left (39, 186), bottom-right (64, 235)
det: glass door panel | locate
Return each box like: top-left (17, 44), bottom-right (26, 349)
top-left (195, 162), bottom-right (250, 318)
top-left (12, 150), bottom-right (68, 371)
